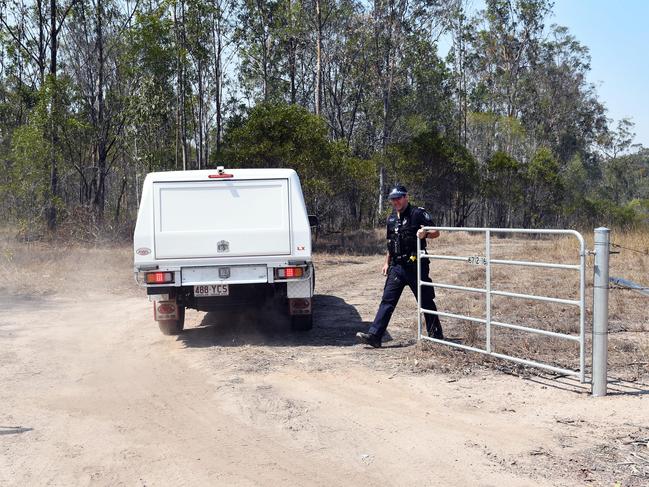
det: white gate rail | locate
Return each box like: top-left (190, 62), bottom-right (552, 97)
top-left (417, 228), bottom-right (587, 383)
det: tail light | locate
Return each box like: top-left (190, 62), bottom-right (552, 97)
top-left (146, 271), bottom-right (174, 284)
top-left (275, 267), bottom-right (305, 279)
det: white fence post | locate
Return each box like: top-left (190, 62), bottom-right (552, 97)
top-left (592, 227), bottom-right (610, 397)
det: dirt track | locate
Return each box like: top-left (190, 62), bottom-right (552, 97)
top-left (1, 251), bottom-right (648, 486)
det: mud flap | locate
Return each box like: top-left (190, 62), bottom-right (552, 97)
top-left (289, 298), bottom-right (312, 316)
top-left (154, 300), bottom-right (179, 321)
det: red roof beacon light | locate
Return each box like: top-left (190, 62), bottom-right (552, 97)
top-left (208, 166), bottom-right (234, 179)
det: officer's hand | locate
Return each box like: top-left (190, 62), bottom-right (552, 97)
top-left (382, 262), bottom-right (389, 276)
top-left (417, 226), bottom-right (427, 240)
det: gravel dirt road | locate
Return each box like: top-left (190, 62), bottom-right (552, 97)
top-left (1, 249), bottom-right (647, 486)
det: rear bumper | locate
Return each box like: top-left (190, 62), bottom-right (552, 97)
top-left (146, 282), bottom-right (290, 311)
top-left (135, 262), bottom-right (313, 288)
top-left (141, 263), bottom-right (313, 313)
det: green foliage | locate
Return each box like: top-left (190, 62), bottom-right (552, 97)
top-left (223, 102), bottom-right (331, 171)
top-left (3, 77), bottom-right (68, 229)
top-left (394, 129), bottom-right (479, 225)
top-left (235, 0), bottom-right (294, 102)
top-left (485, 151), bottom-right (520, 190)
top-left (0, 0), bottom-right (648, 236)
top-left (600, 149), bottom-right (649, 204)
top-left (580, 198), bottom-right (642, 229)
top-left (222, 102), bottom-right (376, 227)
top-left (483, 151), bottom-right (523, 226)
top-left (121, 6), bottom-right (177, 172)
top-left (9, 123), bottom-right (52, 215)
top-left (524, 147), bottom-right (563, 226)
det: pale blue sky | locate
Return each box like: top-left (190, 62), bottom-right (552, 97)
top-left (443, 0), bottom-right (648, 148)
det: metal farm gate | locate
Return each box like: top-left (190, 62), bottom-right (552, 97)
top-left (416, 228), bottom-right (587, 384)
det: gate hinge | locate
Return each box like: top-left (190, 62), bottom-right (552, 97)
top-left (586, 249), bottom-right (619, 256)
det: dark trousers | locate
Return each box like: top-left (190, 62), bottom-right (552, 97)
top-left (369, 261), bottom-right (443, 339)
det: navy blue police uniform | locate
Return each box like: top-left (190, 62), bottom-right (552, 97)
top-left (366, 202), bottom-right (443, 344)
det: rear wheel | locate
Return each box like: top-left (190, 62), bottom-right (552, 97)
top-left (158, 306), bottom-right (186, 335)
top-left (291, 314), bottom-right (313, 331)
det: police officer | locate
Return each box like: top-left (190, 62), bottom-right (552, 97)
top-left (356, 184), bottom-right (443, 348)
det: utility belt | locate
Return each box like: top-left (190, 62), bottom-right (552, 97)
top-left (390, 253), bottom-right (418, 266)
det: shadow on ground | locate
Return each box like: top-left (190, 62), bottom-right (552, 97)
top-left (521, 374), bottom-right (649, 397)
top-left (177, 294), bottom-right (374, 348)
top-left (0, 291), bottom-right (56, 313)
top-left (0, 426), bottom-right (33, 435)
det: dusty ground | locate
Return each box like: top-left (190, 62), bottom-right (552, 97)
top-left (1, 232), bottom-right (648, 486)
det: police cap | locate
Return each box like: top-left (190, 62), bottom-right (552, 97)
top-left (388, 184), bottom-right (408, 199)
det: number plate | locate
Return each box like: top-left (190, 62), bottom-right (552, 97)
top-left (194, 284), bottom-right (229, 297)
top-left (467, 256), bottom-right (488, 265)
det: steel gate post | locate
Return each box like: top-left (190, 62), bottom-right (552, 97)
top-left (485, 230), bottom-right (492, 353)
top-left (417, 236), bottom-right (422, 340)
top-left (592, 227), bottom-right (610, 397)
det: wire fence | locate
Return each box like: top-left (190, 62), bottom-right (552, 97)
top-left (607, 242), bottom-right (649, 294)
top-left (611, 242), bottom-right (649, 256)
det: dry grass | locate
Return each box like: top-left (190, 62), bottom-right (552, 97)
top-left (313, 228), bottom-right (386, 255)
top-left (0, 227), bottom-right (136, 297)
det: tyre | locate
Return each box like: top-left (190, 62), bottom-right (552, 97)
top-left (291, 314), bottom-right (313, 331)
top-left (158, 306), bottom-right (186, 335)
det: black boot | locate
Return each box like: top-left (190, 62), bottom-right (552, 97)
top-left (427, 323), bottom-right (444, 340)
top-left (356, 331), bottom-right (382, 348)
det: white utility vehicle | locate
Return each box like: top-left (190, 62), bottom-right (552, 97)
top-left (133, 167), bottom-right (316, 335)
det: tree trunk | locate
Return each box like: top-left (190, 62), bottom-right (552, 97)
top-left (113, 176), bottom-right (127, 225)
top-left (46, 0), bottom-right (58, 231)
top-left (179, 0), bottom-right (188, 169)
top-left (377, 166), bottom-right (384, 217)
top-left (314, 0), bottom-right (322, 114)
top-left (197, 60), bottom-right (204, 169)
top-left (94, 0), bottom-right (107, 218)
top-left (37, 0), bottom-right (46, 84)
top-left (173, 3), bottom-right (180, 169)
top-left (288, 0), bottom-right (296, 104)
top-left (212, 10), bottom-right (223, 154)
top-left (373, 0), bottom-right (398, 218)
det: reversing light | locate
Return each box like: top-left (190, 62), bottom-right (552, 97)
top-left (146, 271), bottom-right (174, 284)
top-left (275, 267), bottom-right (305, 279)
